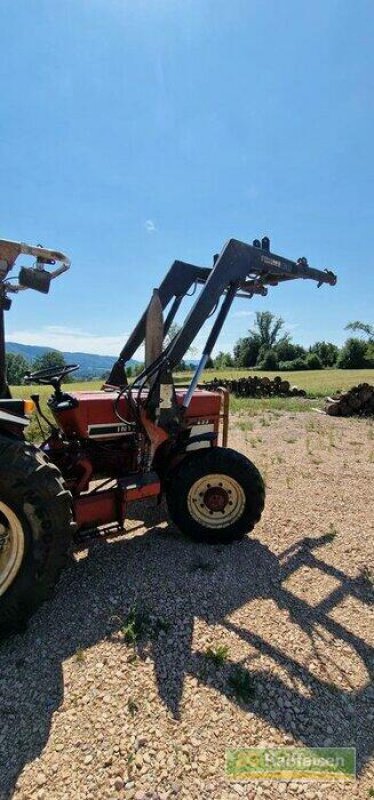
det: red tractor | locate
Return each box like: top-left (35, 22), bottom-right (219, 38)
top-left (0, 236), bottom-right (336, 637)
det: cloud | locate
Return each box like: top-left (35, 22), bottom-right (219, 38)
top-left (6, 325), bottom-right (140, 357)
top-left (144, 219), bottom-right (157, 233)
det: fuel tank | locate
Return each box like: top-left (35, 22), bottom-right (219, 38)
top-left (52, 388), bottom-right (222, 440)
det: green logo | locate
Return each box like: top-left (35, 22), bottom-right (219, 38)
top-left (226, 747), bottom-right (356, 781)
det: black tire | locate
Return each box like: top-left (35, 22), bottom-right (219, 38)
top-left (166, 447), bottom-right (265, 544)
top-left (0, 435), bottom-right (75, 639)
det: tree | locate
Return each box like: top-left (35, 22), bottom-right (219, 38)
top-left (233, 311), bottom-right (289, 368)
top-left (337, 338), bottom-right (368, 369)
top-left (32, 350), bottom-right (67, 373)
top-left (6, 353), bottom-right (30, 385)
top-left (214, 351), bottom-right (233, 369)
top-left (174, 360), bottom-right (188, 372)
top-left (305, 352), bottom-right (323, 370)
top-left (275, 339), bottom-right (306, 363)
top-left (345, 321), bottom-right (374, 341)
top-left (233, 336), bottom-right (261, 367)
top-left (309, 341), bottom-right (339, 368)
top-left (278, 357), bottom-right (308, 371)
top-left (250, 311), bottom-right (289, 350)
top-left (257, 349), bottom-right (279, 370)
top-left (133, 362), bottom-right (145, 376)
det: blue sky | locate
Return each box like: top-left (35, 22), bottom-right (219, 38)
top-left (1, 0), bottom-right (373, 357)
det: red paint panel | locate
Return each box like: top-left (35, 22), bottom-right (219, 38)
top-left (54, 388), bottom-right (222, 439)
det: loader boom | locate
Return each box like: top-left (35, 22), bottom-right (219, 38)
top-left (107, 236), bottom-right (336, 389)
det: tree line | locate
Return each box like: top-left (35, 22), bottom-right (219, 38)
top-left (5, 313), bottom-right (373, 385)
top-left (211, 313), bottom-right (374, 372)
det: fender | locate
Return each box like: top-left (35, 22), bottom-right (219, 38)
top-left (0, 400), bottom-right (30, 438)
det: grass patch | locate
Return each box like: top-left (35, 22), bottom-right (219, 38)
top-left (205, 644), bottom-right (230, 667)
top-left (121, 606), bottom-right (151, 645)
top-left (121, 605), bottom-right (171, 646)
top-left (228, 665), bottom-right (255, 703)
top-left (8, 367), bottom-right (374, 443)
top-left (127, 698), bottom-right (139, 716)
top-left (75, 648), bottom-right (85, 663)
top-left (359, 566), bottom-right (374, 588)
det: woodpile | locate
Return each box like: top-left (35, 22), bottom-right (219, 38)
top-left (204, 375), bottom-right (307, 398)
top-left (325, 383), bottom-right (374, 417)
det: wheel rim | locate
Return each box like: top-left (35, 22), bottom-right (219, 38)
top-left (0, 502), bottom-right (25, 597)
top-left (187, 473), bottom-right (246, 529)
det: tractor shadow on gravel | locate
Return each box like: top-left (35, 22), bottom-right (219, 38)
top-left (0, 503), bottom-right (372, 796)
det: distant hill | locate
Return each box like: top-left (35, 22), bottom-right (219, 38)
top-left (6, 342), bottom-right (139, 379)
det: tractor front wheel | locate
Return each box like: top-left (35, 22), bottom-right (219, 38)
top-left (0, 435), bottom-right (75, 639)
top-left (166, 447), bottom-right (265, 544)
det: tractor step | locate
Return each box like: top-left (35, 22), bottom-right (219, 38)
top-left (73, 472), bottom-right (161, 533)
top-left (120, 471), bottom-right (161, 502)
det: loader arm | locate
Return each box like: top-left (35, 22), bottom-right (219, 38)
top-left (107, 236), bottom-right (336, 390)
top-left (107, 258), bottom-right (268, 386)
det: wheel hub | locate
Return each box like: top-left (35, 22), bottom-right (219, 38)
top-left (187, 473), bottom-right (246, 529)
top-left (202, 485), bottom-right (229, 513)
top-left (0, 503), bottom-right (25, 597)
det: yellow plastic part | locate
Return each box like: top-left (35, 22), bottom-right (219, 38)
top-left (23, 399), bottom-right (35, 415)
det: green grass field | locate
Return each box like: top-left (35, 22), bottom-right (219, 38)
top-left (175, 368), bottom-right (374, 396)
top-left (10, 368), bottom-right (374, 441)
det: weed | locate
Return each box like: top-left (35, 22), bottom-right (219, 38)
top-left (228, 665), bottom-right (255, 703)
top-left (360, 566), bottom-right (374, 588)
top-left (328, 523), bottom-right (338, 538)
top-left (153, 616), bottom-right (171, 636)
top-left (205, 644), bottom-right (230, 667)
top-left (238, 420), bottom-right (253, 432)
top-left (286, 476), bottom-right (292, 490)
top-left (121, 605), bottom-right (151, 645)
top-left (127, 698), bottom-right (138, 716)
top-left (285, 437), bottom-right (296, 444)
top-left (75, 648), bottom-right (85, 663)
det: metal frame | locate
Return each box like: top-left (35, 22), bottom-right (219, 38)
top-left (107, 237), bottom-right (337, 404)
top-left (0, 240), bottom-right (71, 399)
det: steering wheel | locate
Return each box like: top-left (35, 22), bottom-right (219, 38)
top-left (25, 363), bottom-right (79, 386)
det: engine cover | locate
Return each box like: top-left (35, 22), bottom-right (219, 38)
top-left (53, 388), bottom-right (222, 441)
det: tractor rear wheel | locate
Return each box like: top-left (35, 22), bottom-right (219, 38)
top-left (166, 447), bottom-right (265, 544)
top-left (0, 435), bottom-right (75, 639)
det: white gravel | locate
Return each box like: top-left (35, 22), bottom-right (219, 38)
top-left (0, 411), bottom-right (373, 800)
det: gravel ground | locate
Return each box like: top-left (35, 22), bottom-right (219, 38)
top-left (0, 411), bottom-right (373, 800)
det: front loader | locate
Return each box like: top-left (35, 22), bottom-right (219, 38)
top-left (0, 235), bottom-right (337, 637)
